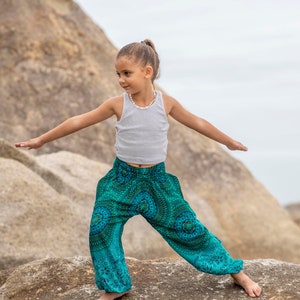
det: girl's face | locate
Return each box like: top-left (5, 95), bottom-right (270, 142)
top-left (115, 55), bottom-right (152, 94)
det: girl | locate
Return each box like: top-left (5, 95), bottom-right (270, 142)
top-left (16, 39), bottom-right (262, 299)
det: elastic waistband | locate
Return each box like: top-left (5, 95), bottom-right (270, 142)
top-left (113, 157), bottom-right (166, 175)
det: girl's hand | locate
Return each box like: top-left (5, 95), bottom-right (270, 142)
top-left (15, 137), bottom-right (44, 150)
top-left (226, 140), bottom-right (248, 151)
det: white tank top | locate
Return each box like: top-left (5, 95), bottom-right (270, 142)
top-left (115, 91), bottom-right (169, 164)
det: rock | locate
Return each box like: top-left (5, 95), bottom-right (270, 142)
top-left (2, 138), bottom-right (300, 267)
top-left (0, 153), bottom-right (89, 270)
top-left (0, 0), bottom-right (119, 162)
top-left (0, 257), bottom-right (299, 300)
top-left (1, 0), bottom-right (300, 266)
top-left (0, 257), bottom-right (95, 300)
top-left (285, 202), bottom-right (300, 226)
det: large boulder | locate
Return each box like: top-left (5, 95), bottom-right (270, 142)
top-left (1, 0), bottom-right (300, 266)
top-left (0, 0), bottom-right (119, 161)
top-left (0, 146), bottom-right (89, 269)
top-left (285, 202), bottom-right (300, 227)
top-left (0, 257), bottom-right (299, 300)
top-left (1, 139), bottom-right (300, 271)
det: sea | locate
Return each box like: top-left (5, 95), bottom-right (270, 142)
top-left (76, 0), bottom-right (300, 206)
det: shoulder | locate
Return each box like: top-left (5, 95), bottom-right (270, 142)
top-left (160, 92), bottom-right (183, 116)
top-left (92, 94), bottom-right (124, 120)
top-left (161, 92), bottom-right (196, 124)
top-left (103, 95), bottom-right (124, 119)
top-left (105, 95), bottom-right (123, 105)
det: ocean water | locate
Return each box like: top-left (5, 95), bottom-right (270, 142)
top-left (76, 0), bottom-right (300, 206)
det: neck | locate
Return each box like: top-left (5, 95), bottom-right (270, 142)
top-left (129, 90), bottom-right (157, 109)
top-left (129, 89), bottom-right (156, 106)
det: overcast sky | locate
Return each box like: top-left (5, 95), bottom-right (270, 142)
top-left (75, 0), bottom-right (300, 205)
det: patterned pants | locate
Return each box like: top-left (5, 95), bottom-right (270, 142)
top-left (89, 158), bottom-right (243, 293)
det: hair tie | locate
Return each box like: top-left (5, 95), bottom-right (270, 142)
top-left (141, 40), bottom-right (146, 45)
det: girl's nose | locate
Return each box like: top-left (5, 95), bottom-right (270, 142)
top-left (119, 76), bottom-right (125, 84)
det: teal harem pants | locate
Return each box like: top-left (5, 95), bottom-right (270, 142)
top-left (89, 158), bottom-right (243, 293)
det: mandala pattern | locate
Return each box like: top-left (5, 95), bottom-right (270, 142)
top-left (90, 206), bottom-right (111, 236)
top-left (129, 190), bottom-right (158, 219)
top-left (174, 211), bottom-right (203, 242)
top-left (91, 246), bottom-right (132, 293)
top-left (116, 162), bottom-right (133, 184)
top-left (153, 163), bottom-right (167, 183)
top-left (89, 157), bottom-right (243, 292)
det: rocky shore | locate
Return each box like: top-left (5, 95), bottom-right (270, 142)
top-left (1, 257), bottom-right (299, 300)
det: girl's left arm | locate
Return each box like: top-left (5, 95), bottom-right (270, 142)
top-left (166, 95), bottom-right (247, 151)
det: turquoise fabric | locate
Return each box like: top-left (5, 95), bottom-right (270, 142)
top-left (89, 158), bottom-right (243, 293)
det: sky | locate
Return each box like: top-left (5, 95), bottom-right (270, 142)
top-left (75, 0), bottom-right (300, 206)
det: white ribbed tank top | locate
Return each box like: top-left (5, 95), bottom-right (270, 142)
top-left (115, 91), bottom-right (169, 164)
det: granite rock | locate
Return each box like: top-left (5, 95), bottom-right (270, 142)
top-left (0, 257), bottom-right (299, 300)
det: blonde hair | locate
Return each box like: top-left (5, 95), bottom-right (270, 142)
top-left (116, 39), bottom-right (160, 83)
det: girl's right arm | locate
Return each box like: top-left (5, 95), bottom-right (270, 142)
top-left (15, 96), bottom-right (123, 150)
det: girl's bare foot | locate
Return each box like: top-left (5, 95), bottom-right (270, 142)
top-left (231, 271), bottom-right (262, 298)
top-left (98, 291), bottom-right (128, 300)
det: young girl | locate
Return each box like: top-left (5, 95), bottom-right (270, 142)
top-left (16, 39), bottom-right (262, 299)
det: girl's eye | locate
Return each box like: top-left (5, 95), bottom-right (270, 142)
top-left (116, 71), bottom-right (131, 78)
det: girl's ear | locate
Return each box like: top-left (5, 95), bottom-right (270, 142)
top-left (145, 65), bottom-right (153, 79)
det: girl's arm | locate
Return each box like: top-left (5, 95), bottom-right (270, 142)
top-left (165, 95), bottom-right (247, 151)
top-left (15, 96), bottom-right (122, 150)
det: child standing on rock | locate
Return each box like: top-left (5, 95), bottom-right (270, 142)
top-left (16, 39), bottom-right (262, 299)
